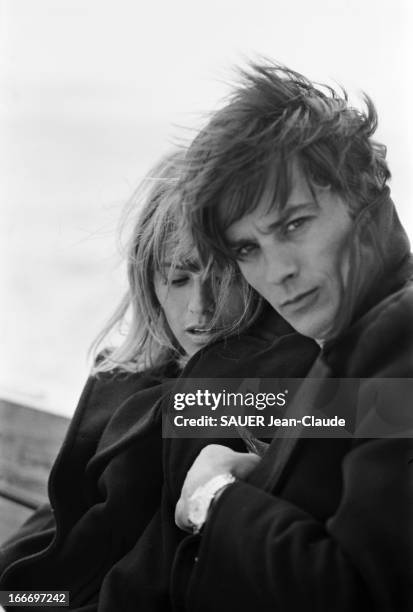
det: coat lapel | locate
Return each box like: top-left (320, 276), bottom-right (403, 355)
top-left (248, 356), bottom-right (332, 493)
top-left (84, 383), bottom-right (172, 480)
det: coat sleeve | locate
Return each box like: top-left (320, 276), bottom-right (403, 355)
top-left (172, 437), bottom-right (411, 612)
top-left (0, 503), bottom-right (56, 549)
top-left (0, 375), bottom-right (97, 582)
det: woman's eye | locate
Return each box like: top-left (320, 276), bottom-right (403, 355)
top-left (170, 275), bottom-right (190, 287)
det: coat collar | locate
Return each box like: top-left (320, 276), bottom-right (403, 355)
top-left (248, 190), bottom-right (412, 493)
top-left (327, 188), bottom-right (412, 345)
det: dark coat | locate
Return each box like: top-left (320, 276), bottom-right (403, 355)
top-left (0, 309), bottom-right (318, 610)
top-left (0, 366), bottom-right (171, 608)
top-left (171, 193), bottom-right (413, 611)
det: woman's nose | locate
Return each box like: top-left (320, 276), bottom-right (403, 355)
top-left (188, 279), bottom-right (214, 315)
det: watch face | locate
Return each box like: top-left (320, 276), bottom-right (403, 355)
top-left (187, 473), bottom-right (236, 533)
top-left (188, 493), bottom-right (208, 530)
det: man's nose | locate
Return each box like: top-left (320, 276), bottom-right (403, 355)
top-left (263, 242), bottom-right (299, 286)
top-left (188, 279), bottom-right (214, 315)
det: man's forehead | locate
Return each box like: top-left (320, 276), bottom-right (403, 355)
top-left (225, 199), bottom-right (315, 241)
top-left (224, 160), bottom-right (315, 237)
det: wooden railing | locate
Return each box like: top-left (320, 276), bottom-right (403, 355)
top-left (0, 399), bottom-right (69, 543)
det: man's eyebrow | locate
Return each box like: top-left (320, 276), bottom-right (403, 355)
top-left (226, 202), bottom-right (317, 245)
top-left (261, 202), bottom-right (316, 234)
top-left (226, 237), bottom-right (253, 249)
top-left (225, 200), bottom-right (318, 249)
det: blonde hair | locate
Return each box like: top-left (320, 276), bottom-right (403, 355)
top-left (92, 151), bottom-right (261, 375)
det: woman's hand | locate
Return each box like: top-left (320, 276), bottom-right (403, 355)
top-left (175, 444), bottom-right (261, 531)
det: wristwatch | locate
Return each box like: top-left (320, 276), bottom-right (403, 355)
top-left (187, 473), bottom-right (236, 534)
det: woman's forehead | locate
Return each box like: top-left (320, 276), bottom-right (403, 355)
top-left (160, 239), bottom-right (201, 271)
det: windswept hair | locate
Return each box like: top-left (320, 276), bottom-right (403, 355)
top-left (91, 150), bottom-right (260, 375)
top-left (180, 60), bottom-right (391, 263)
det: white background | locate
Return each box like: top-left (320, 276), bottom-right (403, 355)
top-left (1, 0), bottom-right (412, 416)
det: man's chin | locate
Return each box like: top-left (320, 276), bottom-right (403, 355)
top-left (285, 316), bottom-right (332, 343)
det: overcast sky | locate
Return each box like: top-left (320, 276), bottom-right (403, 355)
top-left (1, 0), bottom-right (412, 415)
top-left (1, 0), bottom-right (412, 209)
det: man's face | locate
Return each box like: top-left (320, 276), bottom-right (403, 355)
top-left (224, 165), bottom-right (353, 342)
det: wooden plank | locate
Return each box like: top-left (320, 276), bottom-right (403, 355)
top-left (0, 496), bottom-right (33, 544)
top-left (0, 399), bottom-right (69, 508)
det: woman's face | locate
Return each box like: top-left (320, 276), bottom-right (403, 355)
top-left (154, 254), bottom-right (245, 358)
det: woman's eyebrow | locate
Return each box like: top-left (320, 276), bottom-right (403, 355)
top-left (162, 259), bottom-right (200, 271)
top-left (162, 262), bottom-right (186, 270)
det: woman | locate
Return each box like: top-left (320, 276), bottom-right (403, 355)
top-left (0, 150), bottom-right (260, 608)
top-left (93, 150), bottom-right (258, 375)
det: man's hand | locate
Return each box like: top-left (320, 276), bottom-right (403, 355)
top-left (175, 444), bottom-right (261, 531)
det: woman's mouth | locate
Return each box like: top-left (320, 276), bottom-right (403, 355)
top-left (185, 326), bottom-right (214, 343)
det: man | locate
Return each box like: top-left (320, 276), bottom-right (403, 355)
top-left (173, 63), bottom-right (413, 611)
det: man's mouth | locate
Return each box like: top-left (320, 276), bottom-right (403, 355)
top-left (280, 288), bottom-right (319, 312)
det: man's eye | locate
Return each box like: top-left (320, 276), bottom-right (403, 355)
top-left (234, 243), bottom-right (258, 259)
top-left (284, 217), bottom-right (309, 234)
top-left (170, 276), bottom-right (189, 286)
